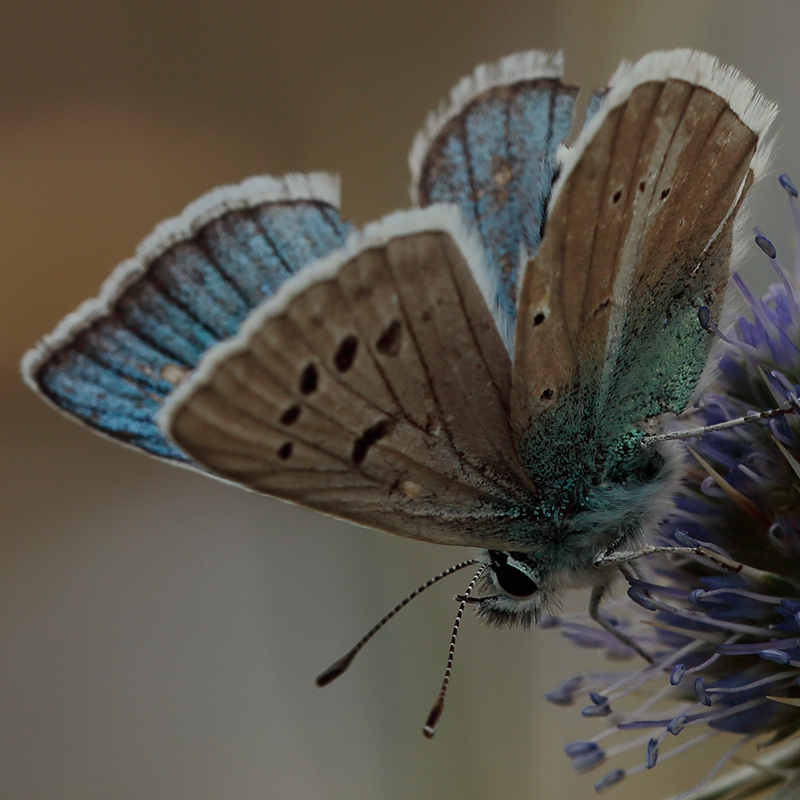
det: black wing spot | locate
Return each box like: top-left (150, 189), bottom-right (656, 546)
top-left (300, 363), bottom-right (318, 395)
top-left (592, 298), bottom-right (611, 318)
top-left (533, 312), bottom-right (546, 326)
top-left (334, 335), bottom-right (358, 372)
top-left (540, 388), bottom-right (554, 400)
top-left (277, 441), bottom-right (293, 460)
top-left (352, 418), bottom-right (396, 464)
top-left (660, 187), bottom-right (671, 200)
top-left (639, 181), bottom-right (646, 193)
top-left (376, 319), bottom-right (402, 356)
top-left (280, 404), bottom-right (301, 425)
top-left (612, 189), bottom-right (622, 204)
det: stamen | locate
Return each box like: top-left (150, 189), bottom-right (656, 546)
top-left (737, 463), bottom-right (769, 488)
top-left (760, 366), bottom-right (794, 408)
top-left (684, 634), bottom-right (743, 676)
top-left (645, 738), bottom-right (659, 769)
top-left (755, 232), bottom-right (778, 259)
top-left (315, 559), bottom-right (478, 686)
top-left (628, 680), bottom-right (687, 720)
top-left (701, 475), bottom-right (727, 497)
top-left (603, 730), bottom-right (664, 761)
top-left (624, 731), bottom-right (718, 780)
top-left (627, 579), bottom-right (693, 601)
top-left (717, 637), bottom-right (800, 656)
top-left (594, 768), bottom-right (625, 792)
top-left (733, 272), bottom-right (775, 335)
top-left (619, 697), bottom-right (767, 731)
top-left (707, 671), bottom-right (800, 695)
top-left (581, 700), bottom-right (612, 718)
top-left (565, 741), bottom-right (606, 773)
top-left (771, 369), bottom-right (797, 394)
top-left (674, 734), bottom-right (756, 800)
top-left (691, 587), bottom-right (787, 604)
top-left (667, 715), bottom-right (687, 735)
top-left (627, 587), bottom-right (658, 611)
top-left (779, 174), bottom-right (800, 282)
top-left (697, 305), bottom-right (759, 353)
top-left (755, 230), bottom-right (800, 323)
top-left (779, 173), bottom-right (798, 198)
top-left (695, 677), bottom-right (712, 706)
top-left (544, 675), bottom-right (584, 705)
top-left (565, 741), bottom-right (601, 756)
top-left (641, 620), bottom-right (725, 646)
top-left (423, 564), bottom-right (487, 738)
top-left (629, 592), bottom-right (777, 637)
top-left (604, 639), bottom-right (704, 704)
top-left (618, 705), bottom-right (704, 732)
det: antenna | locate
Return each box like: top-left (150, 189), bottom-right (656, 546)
top-left (423, 563), bottom-right (488, 739)
top-left (316, 558), bottom-right (479, 687)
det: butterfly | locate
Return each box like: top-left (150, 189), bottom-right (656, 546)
top-left (22, 49), bottom-right (776, 717)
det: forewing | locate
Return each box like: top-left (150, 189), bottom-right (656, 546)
top-left (21, 173), bottom-right (352, 465)
top-left (512, 50), bottom-right (777, 465)
top-left (409, 51), bottom-right (578, 339)
top-left (161, 207), bottom-right (538, 547)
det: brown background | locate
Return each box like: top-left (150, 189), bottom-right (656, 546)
top-left (3, 2), bottom-right (799, 799)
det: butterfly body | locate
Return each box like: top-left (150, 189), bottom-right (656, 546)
top-left (473, 425), bottom-right (683, 626)
top-left (23, 51), bottom-right (777, 631)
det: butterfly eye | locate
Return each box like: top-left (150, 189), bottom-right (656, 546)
top-left (493, 562), bottom-right (538, 598)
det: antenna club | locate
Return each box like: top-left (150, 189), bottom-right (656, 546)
top-left (315, 655), bottom-right (353, 687)
top-left (423, 697), bottom-right (445, 739)
top-left (315, 559), bottom-right (479, 690)
top-left (422, 563), bottom-right (487, 737)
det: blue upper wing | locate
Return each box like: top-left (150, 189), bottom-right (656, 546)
top-left (22, 173), bottom-right (353, 464)
top-left (409, 51), bottom-right (578, 339)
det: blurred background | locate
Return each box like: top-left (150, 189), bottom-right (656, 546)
top-left (4, 2), bottom-right (800, 799)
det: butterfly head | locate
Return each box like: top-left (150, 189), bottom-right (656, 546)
top-left (470, 550), bottom-right (553, 629)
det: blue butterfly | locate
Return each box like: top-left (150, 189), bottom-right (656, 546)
top-left (22, 49), bottom-right (776, 727)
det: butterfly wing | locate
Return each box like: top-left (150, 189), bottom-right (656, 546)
top-left (409, 50), bottom-right (578, 342)
top-left (21, 173), bottom-right (353, 465)
top-left (160, 207), bottom-right (538, 547)
top-left (511, 50), bottom-right (777, 478)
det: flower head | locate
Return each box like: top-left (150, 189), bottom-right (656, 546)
top-left (548, 175), bottom-right (800, 799)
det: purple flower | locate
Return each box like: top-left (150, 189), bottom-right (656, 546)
top-left (549, 175), bottom-right (800, 799)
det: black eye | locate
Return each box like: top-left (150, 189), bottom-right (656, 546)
top-left (494, 563), bottom-right (538, 598)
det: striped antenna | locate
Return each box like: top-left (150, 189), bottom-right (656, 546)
top-left (316, 559), bottom-right (480, 687)
top-left (423, 563), bottom-right (488, 739)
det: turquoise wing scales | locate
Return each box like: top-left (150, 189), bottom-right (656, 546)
top-left (409, 51), bottom-right (578, 341)
top-left (22, 174), bottom-right (353, 465)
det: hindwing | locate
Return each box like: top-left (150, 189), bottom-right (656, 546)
top-left (161, 207), bottom-right (538, 547)
top-left (22, 173), bottom-right (352, 464)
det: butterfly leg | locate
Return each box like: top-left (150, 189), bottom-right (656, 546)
top-left (589, 579), bottom-right (654, 664)
top-left (594, 543), bottom-right (744, 573)
top-left (640, 403), bottom-right (793, 445)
